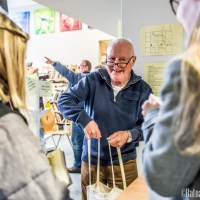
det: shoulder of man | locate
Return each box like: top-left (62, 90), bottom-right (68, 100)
top-left (82, 70), bottom-right (102, 81)
top-left (129, 71), bottom-right (152, 93)
top-left (135, 79), bottom-right (153, 95)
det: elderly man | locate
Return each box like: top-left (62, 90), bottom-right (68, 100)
top-left (58, 38), bottom-right (152, 200)
top-left (45, 57), bottom-right (91, 173)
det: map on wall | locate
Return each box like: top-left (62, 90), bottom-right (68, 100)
top-left (144, 62), bottom-right (167, 96)
top-left (140, 23), bottom-right (183, 56)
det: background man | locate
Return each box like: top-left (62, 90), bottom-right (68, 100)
top-left (58, 38), bottom-right (152, 200)
top-left (45, 57), bottom-right (91, 173)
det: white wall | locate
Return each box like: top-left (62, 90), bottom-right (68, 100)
top-left (122, 0), bottom-right (179, 77)
top-left (121, 0), bottom-right (180, 175)
top-left (9, 4), bottom-right (115, 71)
top-left (33, 0), bottom-right (121, 37)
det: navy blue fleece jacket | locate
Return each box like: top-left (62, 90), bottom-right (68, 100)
top-left (58, 68), bottom-right (152, 165)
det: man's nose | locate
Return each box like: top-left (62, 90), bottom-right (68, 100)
top-left (112, 63), bottom-right (120, 68)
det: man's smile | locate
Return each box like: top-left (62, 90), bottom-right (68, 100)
top-left (111, 69), bottom-right (124, 73)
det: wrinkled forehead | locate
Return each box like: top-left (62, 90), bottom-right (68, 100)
top-left (80, 60), bottom-right (86, 65)
top-left (106, 43), bottom-right (134, 57)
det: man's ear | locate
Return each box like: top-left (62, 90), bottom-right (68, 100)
top-left (133, 56), bottom-right (137, 63)
top-left (85, 66), bottom-right (89, 71)
top-left (131, 56), bottom-right (137, 68)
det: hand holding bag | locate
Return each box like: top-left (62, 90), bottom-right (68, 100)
top-left (108, 146), bottom-right (126, 199)
top-left (86, 139), bottom-right (126, 200)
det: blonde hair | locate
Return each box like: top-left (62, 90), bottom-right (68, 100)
top-left (0, 12), bottom-right (29, 112)
top-left (173, 15), bottom-right (200, 155)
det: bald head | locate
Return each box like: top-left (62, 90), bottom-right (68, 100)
top-left (105, 38), bottom-right (137, 87)
top-left (106, 38), bottom-right (135, 57)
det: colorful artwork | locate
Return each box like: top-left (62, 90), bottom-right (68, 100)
top-left (34, 8), bottom-right (55, 34)
top-left (9, 12), bottom-right (30, 34)
top-left (60, 14), bottom-right (82, 32)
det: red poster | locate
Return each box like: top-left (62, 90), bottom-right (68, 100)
top-left (60, 14), bottom-right (82, 32)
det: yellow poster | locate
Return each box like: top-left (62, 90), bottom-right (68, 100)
top-left (140, 23), bottom-right (183, 56)
top-left (144, 62), bottom-right (167, 96)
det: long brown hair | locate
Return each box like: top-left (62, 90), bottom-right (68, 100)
top-left (0, 13), bottom-right (29, 112)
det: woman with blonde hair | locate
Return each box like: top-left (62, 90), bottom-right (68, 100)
top-left (142, 0), bottom-right (200, 199)
top-left (0, 13), bottom-right (72, 200)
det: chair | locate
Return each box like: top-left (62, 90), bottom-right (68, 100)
top-left (40, 109), bottom-right (72, 153)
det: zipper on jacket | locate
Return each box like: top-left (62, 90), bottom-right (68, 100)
top-left (99, 70), bottom-right (142, 101)
top-left (114, 79), bottom-right (141, 102)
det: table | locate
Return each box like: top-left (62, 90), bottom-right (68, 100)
top-left (116, 175), bottom-right (149, 200)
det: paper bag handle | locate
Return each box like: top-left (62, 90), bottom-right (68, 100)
top-left (88, 139), bottom-right (126, 190)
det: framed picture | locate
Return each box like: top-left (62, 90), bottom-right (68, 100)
top-left (60, 14), bottom-right (82, 32)
top-left (34, 8), bottom-right (55, 34)
top-left (9, 11), bottom-right (30, 34)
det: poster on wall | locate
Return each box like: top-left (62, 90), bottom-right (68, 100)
top-left (60, 14), bottom-right (82, 32)
top-left (140, 23), bottom-right (183, 56)
top-left (34, 8), bottom-right (55, 34)
top-left (144, 62), bottom-right (167, 96)
top-left (9, 12), bottom-right (30, 34)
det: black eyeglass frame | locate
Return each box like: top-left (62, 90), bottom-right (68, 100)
top-left (105, 55), bottom-right (135, 68)
top-left (78, 65), bottom-right (87, 69)
top-left (169, 0), bottom-right (179, 15)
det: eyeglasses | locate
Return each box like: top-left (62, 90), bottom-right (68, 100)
top-left (78, 65), bottom-right (87, 69)
top-left (169, 0), bottom-right (179, 15)
top-left (106, 56), bottom-right (135, 68)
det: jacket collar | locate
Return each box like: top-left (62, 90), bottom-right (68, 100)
top-left (82, 72), bottom-right (90, 75)
top-left (98, 68), bottom-right (141, 87)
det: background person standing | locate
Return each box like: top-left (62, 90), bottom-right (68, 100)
top-left (45, 57), bottom-right (91, 173)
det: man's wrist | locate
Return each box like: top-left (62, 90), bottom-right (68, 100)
top-left (126, 130), bottom-right (132, 143)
